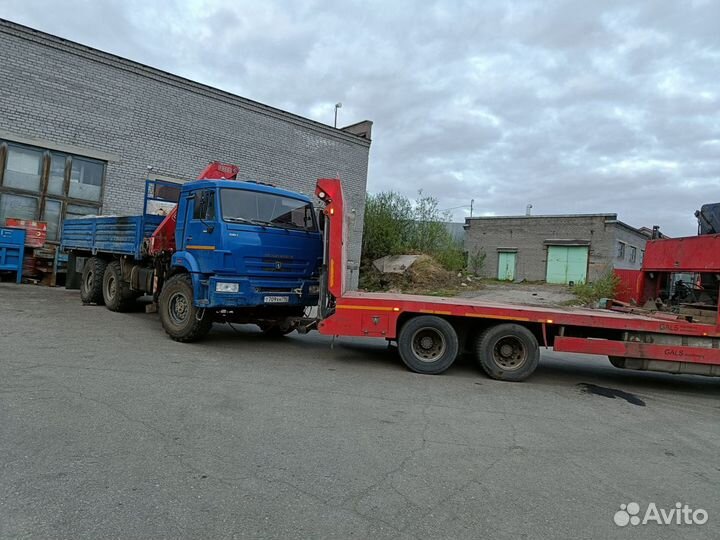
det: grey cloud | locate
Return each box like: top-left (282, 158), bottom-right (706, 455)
top-left (1, 0), bottom-right (719, 236)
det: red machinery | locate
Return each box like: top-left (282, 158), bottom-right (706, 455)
top-left (314, 178), bottom-right (720, 379)
top-left (614, 210), bottom-right (720, 313)
top-left (147, 162), bottom-right (239, 255)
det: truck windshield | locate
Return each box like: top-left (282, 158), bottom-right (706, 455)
top-left (220, 189), bottom-right (317, 231)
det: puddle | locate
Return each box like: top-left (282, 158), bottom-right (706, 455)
top-left (578, 383), bottom-right (646, 407)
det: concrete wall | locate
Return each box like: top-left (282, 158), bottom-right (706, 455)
top-left (610, 222), bottom-right (649, 271)
top-left (464, 214), bottom-right (648, 282)
top-left (0, 20), bottom-right (371, 287)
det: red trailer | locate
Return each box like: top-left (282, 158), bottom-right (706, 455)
top-left (313, 178), bottom-right (720, 380)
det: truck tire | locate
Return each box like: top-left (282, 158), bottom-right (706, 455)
top-left (475, 324), bottom-right (539, 381)
top-left (80, 257), bottom-right (107, 305)
top-left (158, 273), bottom-right (213, 342)
top-left (102, 261), bottom-right (137, 312)
top-left (397, 316), bottom-right (459, 374)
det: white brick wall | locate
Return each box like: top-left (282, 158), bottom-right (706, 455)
top-left (0, 20), bottom-right (371, 287)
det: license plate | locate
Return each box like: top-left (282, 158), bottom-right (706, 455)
top-left (264, 295), bottom-right (289, 304)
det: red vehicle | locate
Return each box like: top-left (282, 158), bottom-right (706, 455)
top-left (312, 178), bottom-right (720, 381)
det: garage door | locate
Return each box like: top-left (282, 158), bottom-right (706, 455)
top-left (497, 252), bottom-right (516, 281)
top-left (546, 246), bottom-right (588, 284)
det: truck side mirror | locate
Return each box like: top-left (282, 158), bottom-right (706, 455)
top-left (317, 209), bottom-right (326, 231)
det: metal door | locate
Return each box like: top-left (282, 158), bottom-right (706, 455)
top-left (546, 246), bottom-right (588, 284)
top-left (497, 252), bottom-right (516, 281)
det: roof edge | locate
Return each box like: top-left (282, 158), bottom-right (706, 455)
top-left (466, 213), bottom-right (618, 222)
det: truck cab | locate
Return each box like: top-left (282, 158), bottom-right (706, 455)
top-left (172, 180), bottom-right (322, 309)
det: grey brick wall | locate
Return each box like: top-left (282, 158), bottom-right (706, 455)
top-left (611, 223), bottom-right (648, 271)
top-left (0, 20), bottom-right (371, 288)
top-left (464, 214), bottom-right (648, 282)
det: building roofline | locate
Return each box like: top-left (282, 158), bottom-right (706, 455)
top-left (464, 212), bottom-right (652, 238)
top-left (0, 18), bottom-right (371, 148)
top-left (465, 213), bottom-right (618, 221)
top-left (605, 219), bottom-right (652, 238)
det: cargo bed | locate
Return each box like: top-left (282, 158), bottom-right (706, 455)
top-left (62, 215), bottom-right (164, 260)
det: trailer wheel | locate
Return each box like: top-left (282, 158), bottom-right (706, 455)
top-left (102, 261), bottom-right (137, 312)
top-left (398, 316), bottom-right (459, 374)
top-left (158, 273), bottom-right (212, 342)
top-left (475, 324), bottom-right (539, 381)
top-left (80, 257), bottom-right (107, 305)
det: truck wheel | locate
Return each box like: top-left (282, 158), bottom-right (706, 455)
top-left (475, 324), bottom-right (539, 381)
top-left (398, 316), bottom-right (459, 374)
top-left (102, 261), bottom-right (137, 312)
top-left (158, 274), bottom-right (212, 342)
top-left (80, 257), bottom-right (107, 305)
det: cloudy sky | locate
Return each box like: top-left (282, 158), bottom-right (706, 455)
top-left (2, 0), bottom-right (718, 235)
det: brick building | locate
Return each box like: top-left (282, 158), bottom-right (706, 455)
top-left (464, 213), bottom-right (651, 284)
top-left (0, 19), bottom-right (371, 286)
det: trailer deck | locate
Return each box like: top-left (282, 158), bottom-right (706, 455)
top-left (334, 290), bottom-right (717, 337)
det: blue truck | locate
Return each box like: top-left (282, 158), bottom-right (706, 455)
top-left (61, 163), bottom-right (323, 342)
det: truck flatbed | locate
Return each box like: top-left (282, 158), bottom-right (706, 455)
top-left (62, 214), bottom-right (164, 260)
top-left (337, 290), bottom-right (714, 336)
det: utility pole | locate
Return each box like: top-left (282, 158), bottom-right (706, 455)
top-left (470, 199), bottom-right (474, 218)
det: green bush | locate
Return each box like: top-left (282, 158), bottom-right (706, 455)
top-left (468, 249), bottom-right (487, 276)
top-left (361, 190), bottom-right (465, 271)
top-left (571, 270), bottom-right (621, 305)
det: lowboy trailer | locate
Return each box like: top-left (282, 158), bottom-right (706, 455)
top-left (313, 178), bottom-right (720, 380)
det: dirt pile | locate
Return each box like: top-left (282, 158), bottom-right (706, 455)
top-left (359, 255), bottom-right (462, 295)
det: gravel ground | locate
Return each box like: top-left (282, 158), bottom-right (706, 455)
top-left (459, 281), bottom-right (576, 306)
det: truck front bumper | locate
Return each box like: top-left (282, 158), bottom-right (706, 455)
top-left (197, 276), bottom-right (320, 309)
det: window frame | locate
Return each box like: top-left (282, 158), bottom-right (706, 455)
top-left (0, 140), bottom-right (105, 243)
top-left (616, 241), bottom-right (626, 259)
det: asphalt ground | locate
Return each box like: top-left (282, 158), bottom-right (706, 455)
top-left (1, 283), bottom-right (718, 539)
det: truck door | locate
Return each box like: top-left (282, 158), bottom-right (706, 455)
top-left (182, 189), bottom-right (220, 273)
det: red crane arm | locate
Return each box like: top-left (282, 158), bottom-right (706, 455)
top-left (147, 162), bottom-right (239, 255)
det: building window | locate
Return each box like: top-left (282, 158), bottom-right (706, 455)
top-left (69, 158), bottom-right (104, 201)
top-left (629, 246), bottom-right (637, 263)
top-left (616, 241), bottom-right (626, 259)
top-left (4, 145), bottom-right (44, 191)
top-left (0, 141), bottom-right (105, 242)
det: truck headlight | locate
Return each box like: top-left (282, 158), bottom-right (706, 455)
top-left (308, 285), bottom-right (320, 295)
top-left (216, 282), bottom-right (239, 293)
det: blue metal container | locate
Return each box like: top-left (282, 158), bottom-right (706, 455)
top-left (0, 226), bottom-right (26, 283)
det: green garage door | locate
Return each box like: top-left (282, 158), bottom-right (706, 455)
top-left (546, 246), bottom-right (588, 284)
top-left (497, 252), bottom-right (516, 281)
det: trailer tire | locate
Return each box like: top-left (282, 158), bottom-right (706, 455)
top-left (158, 273), bottom-right (213, 342)
top-left (398, 316), bottom-right (459, 375)
top-left (102, 261), bottom-right (137, 312)
top-left (80, 257), bottom-right (107, 305)
top-left (475, 324), bottom-right (539, 381)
